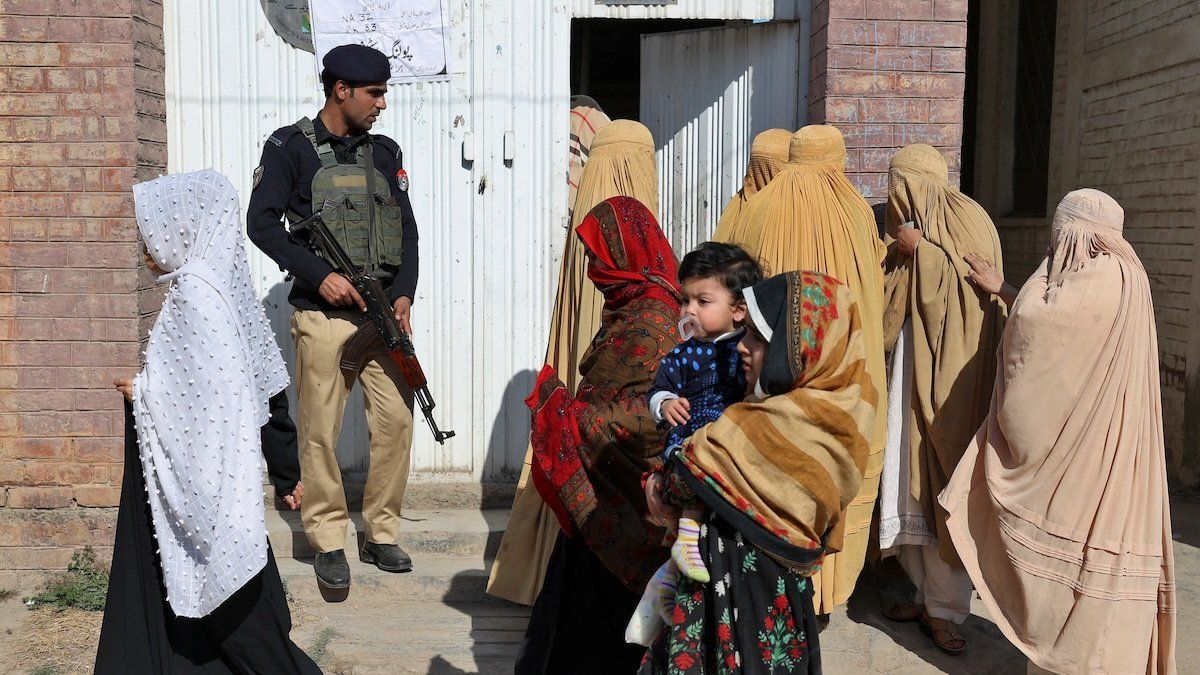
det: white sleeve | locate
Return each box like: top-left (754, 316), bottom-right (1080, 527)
top-left (648, 390), bottom-right (679, 423)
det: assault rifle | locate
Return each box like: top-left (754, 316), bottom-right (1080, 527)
top-left (291, 199), bottom-right (456, 445)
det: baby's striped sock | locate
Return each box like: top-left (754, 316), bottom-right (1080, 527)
top-left (671, 518), bottom-right (710, 583)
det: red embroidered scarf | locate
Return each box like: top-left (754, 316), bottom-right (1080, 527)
top-left (527, 196), bottom-right (681, 591)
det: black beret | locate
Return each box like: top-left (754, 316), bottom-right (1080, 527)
top-left (322, 44), bottom-right (391, 84)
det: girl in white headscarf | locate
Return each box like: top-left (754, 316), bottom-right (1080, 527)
top-left (96, 169), bottom-right (320, 674)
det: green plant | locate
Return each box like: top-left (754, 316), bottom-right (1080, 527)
top-left (24, 547), bottom-right (109, 612)
top-left (29, 666), bottom-right (62, 675)
top-left (0, 588), bottom-right (15, 601)
top-left (305, 627), bottom-right (340, 666)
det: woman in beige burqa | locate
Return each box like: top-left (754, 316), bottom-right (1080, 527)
top-left (877, 144), bottom-right (1006, 654)
top-left (488, 117), bottom-right (658, 605)
top-left (942, 189), bottom-right (1176, 674)
top-left (711, 128), bottom-right (792, 246)
top-left (731, 124), bottom-right (887, 615)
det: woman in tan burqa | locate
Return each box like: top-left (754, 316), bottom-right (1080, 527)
top-left (941, 188), bottom-right (1176, 674)
top-left (730, 124), bottom-right (887, 615)
top-left (488, 118), bottom-right (659, 605)
top-left (877, 144), bottom-right (1006, 654)
top-left (711, 128), bottom-right (792, 246)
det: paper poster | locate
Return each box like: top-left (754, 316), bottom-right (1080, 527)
top-left (311, 0), bottom-right (450, 84)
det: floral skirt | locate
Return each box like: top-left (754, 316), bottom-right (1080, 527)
top-left (639, 511), bottom-right (821, 675)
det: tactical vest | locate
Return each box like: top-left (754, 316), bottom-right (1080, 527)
top-left (288, 117), bottom-right (405, 275)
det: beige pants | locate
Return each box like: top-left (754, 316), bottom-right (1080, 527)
top-left (291, 309), bottom-right (414, 553)
top-left (897, 544), bottom-right (973, 624)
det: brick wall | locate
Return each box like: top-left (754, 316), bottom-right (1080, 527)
top-left (0, 0), bottom-right (165, 570)
top-left (978, 2), bottom-right (1200, 485)
top-left (810, 0), bottom-right (968, 200)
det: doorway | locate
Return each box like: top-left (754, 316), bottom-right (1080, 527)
top-left (570, 19), bottom-right (725, 121)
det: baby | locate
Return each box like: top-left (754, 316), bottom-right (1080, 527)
top-left (627, 242), bottom-right (763, 646)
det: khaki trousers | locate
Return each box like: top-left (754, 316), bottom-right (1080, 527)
top-left (291, 309), bottom-right (414, 553)
top-left (897, 544), bottom-right (973, 624)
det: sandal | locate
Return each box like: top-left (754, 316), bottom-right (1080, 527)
top-left (883, 601), bottom-right (923, 623)
top-left (919, 613), bottom-right (966, 655)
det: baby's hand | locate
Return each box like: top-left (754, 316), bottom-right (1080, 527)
top-left (662, 397), bottom-right (691, 427)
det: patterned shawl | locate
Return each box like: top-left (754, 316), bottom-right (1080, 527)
top-left (940, 189), bottom-right (1176, 674)
top-left (677, 271), bottom-right (876, 575)
top-left (881, 144), bottom-right (1006, 566)
top-left (528, 196), bottom-right (681, 591)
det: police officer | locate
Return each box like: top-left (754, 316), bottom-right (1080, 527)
top-left (248, 44), bottom-right (418, 594)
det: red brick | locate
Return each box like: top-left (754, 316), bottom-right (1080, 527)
top-left (864, 0), bottom-right (934, 20)
top-left (0, 0), bottom-right (134, 15)
top-left (931, 48), bottom-right (966, 72)
top-left (0, 193), bottom-right (68, 217)
top-left (849, 171), bottom-right (888, 200)
top-left (827, 0), bottom-right (865, 19)
top-left (0, 437), bottom-right (72, 460)
top-left (829, 71), bottom-right (965, 98)
top-left (0, 390), bottom-right (74, 414)
top-left (0, 16), bottom-right (49, 41)
top-left (895, 123), bottom-right (961, 146)
top-left (898, 21), bottom-right (967, 48)
top-left (74, 485), bottom-right (121, 507)
top-left (933, 0), bottom-right (968, 21)
top-left (0, 42), bottom-right (61, 66)
top-left (0, 67), bottom-right (44, 91)
top-left (861, 147), bottom-right (897, 172)
top-left (66, 141), bottom-right (135, 165)
top-left (828, 19), bottom-right (900, 47)
top-left (841, 123), bottom-right (895, 149)
top-left (826, 99), bottom-right (859, 124)
top-left (861, 98), bottom-right (928, 122)
top-left (0, 546), bottom-right (77, 570)
top-left (74, 437), bottom-right (123, 462)
top-left (16, 293), bottom-right (137, 319)
top-left (6, 487), bottom-right (74, 509)
top-left (864, 46), bottom-right (933, 72)
top-left (20, 410), bottom-right (114, 437)
top-left (11, 167), bottom-right (87, 192)
top-left (0, 93), bottom-right (61, 116)
top-left (929, 99), bottom-right (963, 122)
top-left (61, 42), bottom-right (134, 66)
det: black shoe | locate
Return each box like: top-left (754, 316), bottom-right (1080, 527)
top-left (314, 550), bottom-right (351, 590)
top-left (359, 541), bottom-right (413, 573)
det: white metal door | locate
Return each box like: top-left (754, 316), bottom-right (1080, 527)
top-left (640, 21), bottom-right (807, 253)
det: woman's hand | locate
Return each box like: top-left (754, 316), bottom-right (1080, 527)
top-left (964, 253), bottom-right (1003, 295)
top-left (281, 480), bottom-right (304, 510)
top-left (113, 378), bottom-right (134, 403)
top-left (964, 253), bottom-right (1019, 308)
top-left (895, 226), bottom-right (923, 256)
top-left (645, 472), bottom-right (681, 531)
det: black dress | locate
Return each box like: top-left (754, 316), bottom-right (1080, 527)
top-left (94, 395), bottom-right (320, 674)
top-left (638, 511), bottom-right (821, 675)
top-left (515, 533), bottom-right (649, 675)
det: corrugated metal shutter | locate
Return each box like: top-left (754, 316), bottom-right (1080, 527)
top-left (640, 22), bottom-right (807, 253)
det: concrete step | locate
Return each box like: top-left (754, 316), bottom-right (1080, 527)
top-left (290, 600), bottom-right (528, 674)
top-left (267, 508), bottom-right (509, 560)
top-left (276, 551), bottom-right (512, 606)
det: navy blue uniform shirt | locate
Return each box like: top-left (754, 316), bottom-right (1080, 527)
top-left (246, 113), bottom-right (419, 311)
